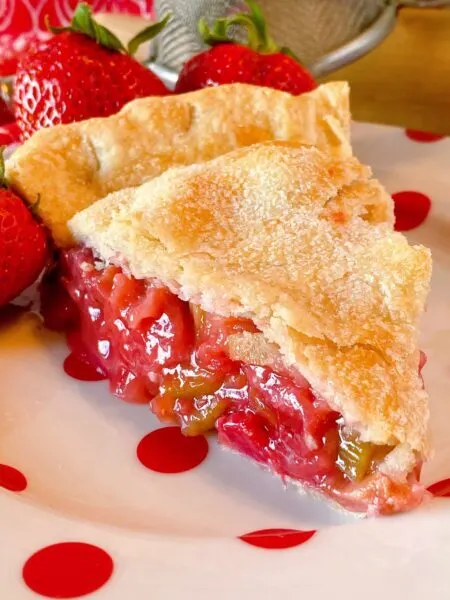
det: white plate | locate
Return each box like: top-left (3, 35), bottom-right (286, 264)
top-left (1, 123), bottom-right (449, 599)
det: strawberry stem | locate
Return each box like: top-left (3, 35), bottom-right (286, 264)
top-left (198, 17), bottom-right (230, 46)
top-left (46, 3), bottom-right (171, 56)
top-left (46, 3), bottom-right (127, 52)
top-left (279, 46), bottom-right (302, 64)
top-left (127, 13), bottom-right (171, 56)
top-left (198, 0), bottom-right (280, 54)
top-left (245, 0), bottom-right (278, 53)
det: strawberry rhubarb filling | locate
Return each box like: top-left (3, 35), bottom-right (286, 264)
top-left (42, 247), bottom-right (425, 515)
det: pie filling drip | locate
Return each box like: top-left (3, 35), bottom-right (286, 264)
top-left (41, 247), bottom-right (425, 515)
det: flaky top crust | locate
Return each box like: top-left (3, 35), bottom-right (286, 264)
top-left (6, 82), bottom-right (351, 248)
top-left (69, 142), bottom-right (431, 454)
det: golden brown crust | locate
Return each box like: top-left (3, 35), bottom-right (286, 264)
top-left (68, 142), bottom-right (431, 454)
top-left (6, 82), bottom-right (351, 247)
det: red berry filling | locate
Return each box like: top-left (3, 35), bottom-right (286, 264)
top-left (40, 247), bottom-right (425, 514)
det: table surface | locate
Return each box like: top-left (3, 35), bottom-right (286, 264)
top-left (99, 6), bottom-right (450, 134)
top-left (321, 6), bottom-right (450, 134)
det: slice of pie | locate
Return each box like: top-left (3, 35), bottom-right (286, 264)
top-left (6, 82), bottom-right (351, 247)
top-left (53, 141), bottom-right (430, 515)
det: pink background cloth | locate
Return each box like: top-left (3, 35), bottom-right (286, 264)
top-left (0, 0), bottom-right (154, 53)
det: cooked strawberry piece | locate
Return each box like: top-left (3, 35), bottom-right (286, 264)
top-left (109, 273), bottom-right (146, 316)
top-left (130, 287), bottom-right (177, 329)
top-left (245, 365), bottom-right (338, 444)
top-left (110, 368), bottom-right (156, 404)
top-left (218, 411), bottom-right (273, 464)
top-left (196, 310), bottom-right (258, 372)
top-left (198, 310), bottom-right (259, 347)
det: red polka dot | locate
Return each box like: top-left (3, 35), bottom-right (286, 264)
top-left (63, 354), bottom-right (107, 382)
top-left (391, 190), bottom-right (431, 231)
top-left (0, 464), bottom-right (27, 492)
top-left (239, 528), bottom-right (316, 549)
top-left (427, 478), bottom-right (450, 497)
top-left (405, 129), bottom-right (445, 143)
top-left (23, 542), bottom-right (113, 598)
top-left (137, 426), bottom-right (209, 473)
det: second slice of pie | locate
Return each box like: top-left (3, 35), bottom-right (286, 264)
top-left (55, 141), bottom-right (430, 515)
top-left (7, 82), bottom-right (350, 247)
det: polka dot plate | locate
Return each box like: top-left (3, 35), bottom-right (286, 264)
top-left (1, 122), bottom-right (449, 599)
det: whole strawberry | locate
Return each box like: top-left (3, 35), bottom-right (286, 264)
top-left (14, 3), bottom-right (170, 141)
top-left (175, 0), bottom-right (316, 95)
top-left (0, 150), bottom-right (48, 306)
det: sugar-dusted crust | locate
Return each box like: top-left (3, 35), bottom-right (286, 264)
top-left (68, 141), bottom-right (431, 455)
top-left (6, 82), bottom-right (351, 248)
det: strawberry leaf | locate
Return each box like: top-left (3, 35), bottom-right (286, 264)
top-left (246, 0), bottom-right (269, 48)
top-left (198, 17), bottom-right (230, 45)
top-left (46, 2), bottom-right (126, 53)
top-left (198, 0), bottom-right (280, 54)
top-left (127, 13), bottom-right (171, 56)
top-left (71, 3), bottom-right (126, 52)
